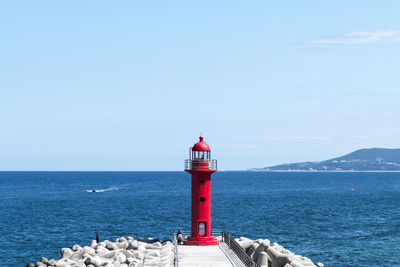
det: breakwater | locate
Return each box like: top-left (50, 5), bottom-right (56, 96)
top-left (27, 237), bottom-right (175, 267)
top-left (29, 235), bottom-right (323, 267)
top-left (236, 237), bottom-right (324, 267)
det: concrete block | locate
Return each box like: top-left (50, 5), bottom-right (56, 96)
top-left (257, 251), bottom-right (270, 266)
top-left (253, 240), bottom-right (270, 262)
top-left (238, 238), bottom-right (254, 250)
top-left (267, 246), bottom-right (292, 267)
top-left (247, 242), bottom-right (259, 257)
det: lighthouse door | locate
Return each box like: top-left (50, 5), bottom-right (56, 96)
top-left (198, 221), bottom-right (206, 236)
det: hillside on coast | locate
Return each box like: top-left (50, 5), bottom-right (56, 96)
top-left (249, 148), bottom-right (400, 171)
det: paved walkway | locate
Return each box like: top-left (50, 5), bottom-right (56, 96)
top-left (178, 245), bottom-right (235, 267)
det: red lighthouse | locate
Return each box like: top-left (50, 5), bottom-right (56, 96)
top-left (184, 136), bottom-right (219, 246)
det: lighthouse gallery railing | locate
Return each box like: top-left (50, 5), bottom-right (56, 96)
top-left (184, 159), bottom-right (217, 170)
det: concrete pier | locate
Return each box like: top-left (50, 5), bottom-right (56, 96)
top-left (29, 235), bottom-right (322, 267)
top-left (178, 245), bottom-right (234, 267)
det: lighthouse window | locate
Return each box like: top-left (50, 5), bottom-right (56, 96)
top-left (200, 197), bottom-right (205, 203)
top-left (200, 179), bottom-right (205, 185)
top-left (192, 151), bottom-right (210, 160)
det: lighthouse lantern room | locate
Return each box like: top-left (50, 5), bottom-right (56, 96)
top-left (184, 136), bottom-right (219, 246)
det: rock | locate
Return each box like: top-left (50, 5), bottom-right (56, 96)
top-left (267, 246), bottom-right (292, 267)
top-left (102, 250), bottom-right (117, 259)
top-left (106, 242), bottom-right (118, 251)
top-left (39, 257), bottom-right (48, 264)
top-left (128, 257), bottom-right (143, 266)
top-left (146, 249), bottom-right (161, 257)
top-left (96, 245), bottom-right (109, 256)
top-left (116, 241), bottom-right (129, 250)
top-left (271, 242), bottom-right (285, 252)
top-left (72, 244), bottom-right (82, 252)
top-left (127, 236), bottom-right (134, 241)
top-left (35, 261), bottom-right (46, 267)
top-left (111, 259), bottom-right (122, 266)
top-left (60, 248), bottom-right (73, 259)
top-left (282, 248), bottom-right (293, 255)
top-left (137, 241), bottom-right (148, 247)
top-left (54, 261), bottom-right (69, 267)
top-left (78, 246), bottom-right (96, 259)
top-left (128, 240), bottom-right (139, 250)
top-left (117, 237), bottom-right (128, 243)
top-left (291, 260), bottom-right (307, 267)
top-left (26, 263), bottom-right (35, 267)
top-left (143, 257), bottom-right (161, 265)
top-left (91, 240), bottom-right (99, 248)
top-left (84, 255), bottom-right (106, 266)
top-left (263, 239), bottom-right (271, 246)
top-left (299, 256), bottom-right (313, 263)
top-left (145, 242), bottom-right (162, 248)
top-left (162, 242), bottom-right (173, 249)
top-left (119, 249), bottom-right (134, 259)
top-left (160, 247), bottom-right (173, 256)
top-left (116, 253), bottom-right (127, 263)
top-left (317, 262), bottom-right (324, 267)
top-left (291, 254), bottom-right (315, 267)
top-left (133, 251), bottom-right (145, 260)
top-left (161, 254), bottom-right (174, 263)
top-left (48, 259), bottom-right (56, 265)
top-left (138, 245), bottom-right (146, 253)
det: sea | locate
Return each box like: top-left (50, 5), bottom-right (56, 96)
top-left (1, 171), bottom-right (399, 266)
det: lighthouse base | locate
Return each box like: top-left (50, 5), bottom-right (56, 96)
top-left (184, 236), bottom-right (219, 246)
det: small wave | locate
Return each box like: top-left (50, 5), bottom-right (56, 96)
top-left (86, 187), bottom-right (120, 193)
top-left (271, 187), bottom-right (333, 192)
top-left (323, 228), bottom-right (400, 241)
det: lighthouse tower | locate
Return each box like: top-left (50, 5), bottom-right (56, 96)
top-left (184, 136), bottom-right (219, 246)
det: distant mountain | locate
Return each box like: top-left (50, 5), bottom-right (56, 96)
top-left (249, 148), bottom-right (400, 171)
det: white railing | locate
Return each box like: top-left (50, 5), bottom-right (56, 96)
top-left (185, 159), bottom-right (217, 170)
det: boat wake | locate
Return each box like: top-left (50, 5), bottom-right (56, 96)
top-left (86, 187), bottom-right (120, 193)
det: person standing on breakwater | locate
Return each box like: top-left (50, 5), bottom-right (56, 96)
top-left (177, 230), bottom-right (183, 245)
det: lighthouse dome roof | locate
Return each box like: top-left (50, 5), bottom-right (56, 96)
top-left (192, 136), bottom-right (211, 151)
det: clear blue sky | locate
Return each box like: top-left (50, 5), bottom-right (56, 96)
top-left (1, 1), bottom-right (400, 170)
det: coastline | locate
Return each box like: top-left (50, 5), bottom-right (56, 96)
top-left (245, 170), bottom-right (400, 172)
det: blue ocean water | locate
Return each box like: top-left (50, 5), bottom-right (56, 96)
top-left (1, 171), bottom-right (399, 266)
